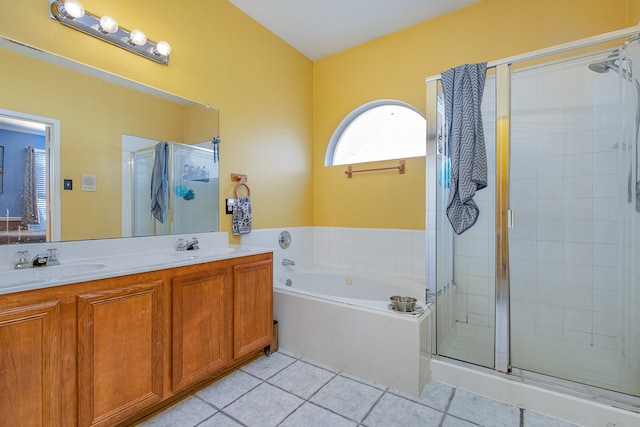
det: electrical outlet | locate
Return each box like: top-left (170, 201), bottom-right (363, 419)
top-left (226, 198), bottom-right (235, 214)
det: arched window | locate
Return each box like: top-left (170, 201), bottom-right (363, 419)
top-left (325, 99), bottom-right (426, 166)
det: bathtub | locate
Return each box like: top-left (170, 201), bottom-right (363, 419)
top-left (273, 266), bottom-right (432, 396)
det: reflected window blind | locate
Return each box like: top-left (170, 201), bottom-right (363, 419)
top-left (34, 149), bottom-right (47, 228)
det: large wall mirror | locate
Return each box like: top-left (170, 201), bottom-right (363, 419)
top-left (0, 36), bottom-right (220, 245)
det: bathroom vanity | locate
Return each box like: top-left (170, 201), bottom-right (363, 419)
top-left (0, 238), bottom-right (273, 427)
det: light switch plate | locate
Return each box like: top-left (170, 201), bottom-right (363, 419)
top-left (81, 174), bottom-right (96, 191)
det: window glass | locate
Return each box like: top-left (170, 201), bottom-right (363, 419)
top-left (325, 100), bottom-right (426, 166)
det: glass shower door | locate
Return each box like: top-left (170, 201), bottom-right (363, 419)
top-left (435, 72), bottom-right (497, 368)
top-left (508, 48), bottom-right (640, 397)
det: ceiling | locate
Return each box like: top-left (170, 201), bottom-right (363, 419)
top-left (228, 0), bottom-right (480, 60)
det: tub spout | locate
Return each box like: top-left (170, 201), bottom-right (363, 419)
top-left (282, 258), bottom-right (296, 266)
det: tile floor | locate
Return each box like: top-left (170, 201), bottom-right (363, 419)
top-left (136, 349), bottom-right (581, 427)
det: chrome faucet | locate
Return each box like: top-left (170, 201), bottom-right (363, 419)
top-left (185, 237), bottom-right (199, 250)
top-left (282, 258), bottom-right (295, 267)
top-left (176, 237), bottom-right (200, 251)
top-left (31, 253), bottom-right (49, 267)
top-left (14, 248), bottom-right (60, 269)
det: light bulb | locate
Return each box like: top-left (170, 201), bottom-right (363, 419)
top-left (129, 29), bottom-right (147, 46)
top-left (62, 0), bottom-right (84, 19)
top-left (154, 41), bottom-right (172, 56)
top-left (99, 16), bottom-right (118, 34)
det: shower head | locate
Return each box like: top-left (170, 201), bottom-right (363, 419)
top-left (588, 48), bottom-right (620, 74)
top-left (588, 61), bottom-right (618, 74)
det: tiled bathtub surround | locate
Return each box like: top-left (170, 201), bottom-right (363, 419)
top-left (238, 226), bottom-right (426, 283)
top-left (137, 351), bottom-right (580, 427)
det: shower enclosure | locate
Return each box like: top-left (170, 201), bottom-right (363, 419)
top-left (131, 142), bottom-right (219, 236)
top-left (426, 26), bottom-right (640, 408)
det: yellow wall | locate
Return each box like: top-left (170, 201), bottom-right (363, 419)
top-left (1, 0), bottom-right (637, 239)
top-left (313, 0), bottom-right (631, 229)
top-left (0, 0), bottom-right (314, 240)
top-left (631, 0), bottom-right (640, 24)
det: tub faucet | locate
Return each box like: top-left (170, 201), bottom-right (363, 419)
top-left (282, 258), bottom-right (295, 267)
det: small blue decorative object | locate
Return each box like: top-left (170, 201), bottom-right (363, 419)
top-left (183, 189), bottom-right (195, 200)
top-left (175, 184), bottom-right (188, 197)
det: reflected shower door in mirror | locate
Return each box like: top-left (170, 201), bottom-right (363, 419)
top-left (126, 141), bottom-right (219, 237)
top-left (0, 36), bottom-right (220, 245)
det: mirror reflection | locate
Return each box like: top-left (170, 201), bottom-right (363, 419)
top-left (0, 37), bottom-right (220, 245)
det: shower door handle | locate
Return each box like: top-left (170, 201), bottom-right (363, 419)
top-left (507, 209), bottom-right (514, 228)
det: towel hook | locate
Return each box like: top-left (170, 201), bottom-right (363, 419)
top-left (231, 173), bottom-right (251, 198)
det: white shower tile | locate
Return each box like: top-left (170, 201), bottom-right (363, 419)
top-left (592, 334), bottom-right (618, 350)
top-left (564, 153), bottom-right (593, 176)
top-left (563, 263), bottom-right (593, 288)
top-left (563, 176), bottom-right (593, 199)
top-left (466, 238), bottom-right (490, 257)
top-left (510, 280), bottom-right (537, 302)
top-left (537, 241), bottom-right (563, 263)
top-left (593, 289), bottom-right (618, 315)
top-left (537, 199), bottom-right (563, 220)
top-left (563, 242), bottom-right (593, 265)
top-left (563, 220), bottom-right (593, 243)
top-left (593, 197), bottom-right (618, 221)
top-left (536, 303), bottom-right (564, 326)
top-left (537, 219), bottom-right (563, 241)
top-left (563, 285), bottom-right (593, 311)
top-left (537, 155), bottom-right (564, 178)
top-left (564, 330), bottom-right (593, 346)
top-left (593, 220), bottom-right (618, 244)
top-left (537, 283), bottom-right (559, 304)
top-left (509, 218), bottom-right (536, 241)
top-left (536, 134), bottom-right (564, 157)
top-left (467, 275), bottom-right (490, 297)
top-left (563, 130), bottom-right (593, 155)
top-left (537, 177), bottom-right (564, 199)
top-left (592, 266), bottom-right (618, 291)
top-left (563, 308), bottom-right (592, 333)
top-left (537, 262), bottom-right (563, 285)
top-left (563, 198), bottom-right (593, 221)
top-left (593, 152), bottom-right (618, 176)
top-left (593, 243), bottom-right (617, 267)
top-left (511, 158), bottom-right (538, 180)
top-left (466, 256), bottom-right (489, 278)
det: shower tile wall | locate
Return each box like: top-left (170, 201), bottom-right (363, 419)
top-left (239, 227), bottom-right (426, 283)
top-left (508, 56), bottom-right (620, 351)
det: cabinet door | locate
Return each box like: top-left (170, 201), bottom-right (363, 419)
top-left (233, 258), bottom-right (273, 360)
top-left (77, 280), bottom-right (163, 427)
top-left (0, 300), bottom-right (61, 427)
top-left (172, 267), bottom-right (231, 391)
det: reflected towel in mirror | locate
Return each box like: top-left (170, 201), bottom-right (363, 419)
top-left (151, 142), bottom-right (168, 223)
top-left (232, 196), bottom-right (252, 235)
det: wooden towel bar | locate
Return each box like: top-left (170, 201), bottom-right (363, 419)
top-left (345, 160), bottom-right (405, 178)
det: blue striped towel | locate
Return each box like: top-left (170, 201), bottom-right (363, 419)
top-left (441, 63), bottom-right (488, 235)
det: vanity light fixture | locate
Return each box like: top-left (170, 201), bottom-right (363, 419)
top-left (49, 0), bottom-right (171, 65)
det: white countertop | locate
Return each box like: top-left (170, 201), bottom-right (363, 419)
top-left (0, 232), bottom-right (273, 295)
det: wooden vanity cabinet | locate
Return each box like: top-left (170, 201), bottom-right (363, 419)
top-left (0, 299), bottom-right (62, 427)
top-left (233, 258), bottom-right (273, 360)
top-left (76, 274), bottom-right (165, 427)
top-left (171, 265), bottom-right (231, 392)
top-left (0, 252), bottom-right (273, 427)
